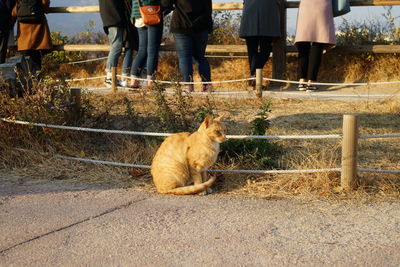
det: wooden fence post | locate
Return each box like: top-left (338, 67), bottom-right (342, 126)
top-left (111, 66), bottom-right (117, 93)
top-left (69, 88), bottom-right (81, 122)
top-left (341, 114), bottom-right (358, 190)
top-left (272, 0), bottom-right (287, 86)
top-left (255, 68), bottom-right (263, 98)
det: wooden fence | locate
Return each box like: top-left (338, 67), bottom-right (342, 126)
top-left (47, 0), bottom-right (400, 79)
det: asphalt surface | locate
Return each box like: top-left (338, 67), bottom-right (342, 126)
top-left (1, 181), bottom-right (400, 266)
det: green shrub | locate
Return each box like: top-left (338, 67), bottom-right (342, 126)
top-left (220, 99), bottom-right (281, 169)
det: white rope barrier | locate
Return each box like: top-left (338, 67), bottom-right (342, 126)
top-left (0, 118), bottom-right (171, 137)
top-left (4, 121), bottom-right (399, 174)
top-left (15, 149), bottom-right (340, 174)
top-left (0, 118), bottom-right (341, 140)
top-left (358, 168), bottom-right (400, 174)
top-left (58, 154), bottom-right (151, 169)
top-left (61, 154), bottom-right (341, 174)
top-left (61, 57), bottom-right (108, 65)
top-left (115, 74), bottom-right (400, 87)
top-left (13, 148), bottom-right (400, 175)
top-left (65, 75), bottom-right (106, 82)
top-left (56, 70), bottom-right (400, 89)
top-left (263, 77), bottom-right (400, 86)
top-left (117, 74), bottom-right (253, 85)
top-left (226, 134), bottom-right (341, 140)
top-left (3, 118), bottom-right (400, 140)
top-left (45, 154), bottom-right (400, 174)
top-left (359, 134), bottom-right (400, 139)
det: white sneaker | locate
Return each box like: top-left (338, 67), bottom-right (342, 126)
top-left (104, 78), bottom-right (112, 88)
top-left (119, 80), bottom-right (128, 87)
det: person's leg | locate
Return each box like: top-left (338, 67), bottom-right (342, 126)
top-left (255, 37), bottom-right (273, 70)
top-left (122, 48), bottom-right (133, 76)
top-left (0, 24), bottom-right (10, 64)
top-left (173, 32), bottom-right (193, 85)
top-left (306, 42), bottom-right (324, 82)
top-left (245, 37), bottom-right (258, 77)
top-left (32, 50), bottom-right (42, 70)
top-left (146, 23), bottom-right (163, 82)
top-left (21, 50), bottom-right (41, 72)
top-left (296, 42), bottom-right (310, 90)
top-left (192, 30), bottom-right (211, 84)
top-left (105, 27), bottom-right (123, 83)
top-left (120, 48), bottom-right (133, 87)
top-left (130, 27), bottom-right (148, 87)
top-left (192, 30), bottom-right (212, 92)
top-left (297, 42), bottom-right (310, 80)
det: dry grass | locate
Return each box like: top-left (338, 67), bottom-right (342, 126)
top-left (1, 91), bottom-right (400, 201)
top-left (1, 54), bottom-right (400, 201)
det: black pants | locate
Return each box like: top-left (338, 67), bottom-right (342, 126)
top-left (21, 50), bottom-right (42, 72)
top-left (0, 24), bottom-right (11, 64)
top-left (297, 42), bottom-right (324, 81)
top-left (245, 36), bottom-right (273, 76)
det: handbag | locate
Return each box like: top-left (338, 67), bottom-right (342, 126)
top-left (138, 0), bottom-right (161, 26)
top-left (332, 0), bottom-right (351, 17)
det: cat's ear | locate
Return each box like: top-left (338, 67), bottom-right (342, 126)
top-left (214, 115), bottom-right (224, 122)
top-left (203, 114), bottom-right (213, 128)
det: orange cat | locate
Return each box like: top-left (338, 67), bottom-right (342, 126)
top-left (151, 115), bottom-right (226, 195)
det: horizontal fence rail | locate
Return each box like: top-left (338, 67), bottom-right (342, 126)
top-left (47, 1), bottom-right (400, 13)
top-left (42, 44), bottom-right (400, 54)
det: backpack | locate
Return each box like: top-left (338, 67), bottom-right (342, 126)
top-left (17, 0), bottom-right (44, 24)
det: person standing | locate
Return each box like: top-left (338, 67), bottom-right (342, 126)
top-left (99, 0), bottom-right (128, 87)
top-left (161, 0), bottom-right (213, 92)
top-left (0, 0), bottom-right (16, 63)
top-left (130, 0), bottom-right (163, 89)
top-left (239, 0), bottom-right (281, 87)
top-left (294, 0), bottom-right (336, 92)
top-left (12, 0), bottom-right (52, 71)
top-left (120, 0), bottom-right (139, 87)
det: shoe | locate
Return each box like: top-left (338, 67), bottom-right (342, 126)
top-left (248, 76), bottom-right (256, 87)
top-left (201, 84), bottom-right (214, 92)
top-left (183, 85), bottom-right (194, 93)
top-left (130, 78), bottom-right (140, 88)
top-left (306, 85), bottom-right (319, 92)
top-left (104, 78), bottom-right (112, 88)
top-left (147, 80), bottom-right (155, 89)
top-left (118, 80), bottom-right (128, 87)
top-left (297, 84), bottom-right (307, 91)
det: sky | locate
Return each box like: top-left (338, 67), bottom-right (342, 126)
top-left (46, 0), bottom-right (400, 37)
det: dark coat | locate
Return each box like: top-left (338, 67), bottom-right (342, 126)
top-left (239, 0), bottom-right (281, 38)
top-left (99, 0), bottom-right (126, 34)
top-left (12, 0), bottom-right (52, 51)
top-left (122, 0), bottom-right (138, 51)
top-left (161, 0), bottom-right (213, 34)
top-left (0, 0), bottom-right (16, 27)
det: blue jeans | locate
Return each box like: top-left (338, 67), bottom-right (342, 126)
top-left (122, 48), bottom-right (134, 76)
top-left (131, 24), bottom-right (163, 78)
top-left (105, 27), bottom-right (123, 73)
top-left (173, 31), bottom-right (211, 82)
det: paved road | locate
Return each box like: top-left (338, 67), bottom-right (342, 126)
top-left (1, 181), bottom-right (399, 266)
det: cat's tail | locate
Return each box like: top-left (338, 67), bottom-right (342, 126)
top-left (165, 176), bottom-right (216, 195)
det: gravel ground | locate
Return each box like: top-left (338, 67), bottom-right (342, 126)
top-left (1, 179), bottom-right (400, 266)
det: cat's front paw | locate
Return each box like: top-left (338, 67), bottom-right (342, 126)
top-left (198, 188), bottom-right (213, 195)
top-left (198, 191), bottom-right (207, 196)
